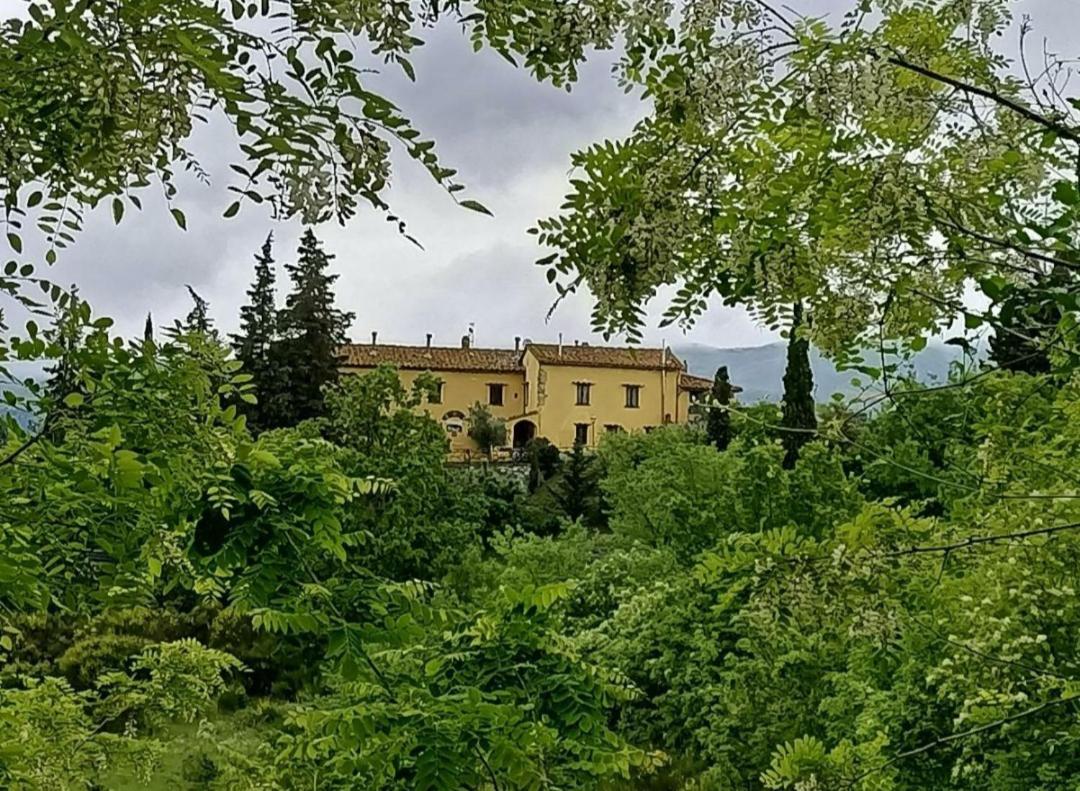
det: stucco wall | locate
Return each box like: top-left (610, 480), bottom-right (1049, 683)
top-left (527, 359), bottom-right (680, 448)
top-left (342, 366), bottom-right (526, 458)
top-left (343, 359), bottom-right (690, 457)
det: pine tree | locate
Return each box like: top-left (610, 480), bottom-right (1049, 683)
top-left (705, 365), bottom-right (733, 451)
top-left (231, 233), bottom-right (280, 430)
top-left (276, 229), bottom-right (355, 424)
top-left (555, 442), bottom-right (600, 525)
top-left (143, 313), bottom-right (154, 344)
top-left (780, 302), bottom-right (816, 469)
top-left (182, 286), bottom-right (214, 335)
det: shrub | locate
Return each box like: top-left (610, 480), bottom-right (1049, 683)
top-left (467, 402), bottom-right (507, 459)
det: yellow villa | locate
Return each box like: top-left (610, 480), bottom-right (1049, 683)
top-left (340, 334), bottom-right (717, 459)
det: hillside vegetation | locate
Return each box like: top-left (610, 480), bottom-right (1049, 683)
top-left (4, 340), bottom-right (1080, 789)
top-left (4, 0), bottom-right (1080, 788)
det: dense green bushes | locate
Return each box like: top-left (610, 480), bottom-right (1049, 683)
top-left (5, 330), bottom-right (1080, 788)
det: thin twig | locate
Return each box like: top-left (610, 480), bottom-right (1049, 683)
top-left (883, 520), bottom-right (1080, 557)
top-left (845, 695), bottom-right (1077, 785)
top-left (875, 49), bottom-right (1080, 145)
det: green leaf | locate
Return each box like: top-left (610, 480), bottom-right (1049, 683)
top-left (458, 199), bottom-right (493, 216)
top-left (7, 233), bottom-right (22, 253)
top-left (112, 197), bottom-right (124, 224)
top-left (249, 449), bottom-right (281, 469)
top-left (223, 201), bottom-right (241, 218)
top-left (1052, 181), bottom-right (1079, 206)
top-left (171, 208), bottom-right (188, 230)
top-left (62, 392), bottom-right (85, 408)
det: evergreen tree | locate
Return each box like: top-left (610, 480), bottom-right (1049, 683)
top-left (705, 365), bottom-right (733, 452)
top-left (276, 229), bottom-right (355, 424)
top-left (555, 442), bottom-right (600, 525)
top-left (143, 313), bottom-right (154, 344)
top-left (231, 233), bottom-right (280, 430)
top-left (182, 286), bottom-right (213, 335)
top-left (780, 303), bottom-right (816, 469)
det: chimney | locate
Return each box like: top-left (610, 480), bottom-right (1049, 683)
top-left (514, 336), bottom-right (521, 352)
top-left (558, 332), bottom-right (563, 357)
top-left (371, 331), bottom-right (378, 345)
top-left (426, 333), bottom-right (433, 348)
top-left (461, 334), bottom-right (470, 349)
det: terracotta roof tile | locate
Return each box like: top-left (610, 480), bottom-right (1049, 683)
top-left (339, 344), bottom-right (523, 372)
top-left (525, 343), bottom-right (685, 371)
top-left (678, 373), bottom-right (714, 392)
top-left (678, 372), bottom-right (743, 393)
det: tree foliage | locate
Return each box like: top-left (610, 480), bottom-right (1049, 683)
top-left (467, 402), bottom-right (507, 460)
top-left (706, 365), bottom-right (733, 452)
top-left (529, 0), bottom-right (1080, 361)
top-left (273, 228), bottom-right (355, 425)
top-left (8, 2), bottom-right (1080, 789)
top-left (231, 233), bottom-right (280, 430)
top-left (780, 303), bottom-right (816, 468)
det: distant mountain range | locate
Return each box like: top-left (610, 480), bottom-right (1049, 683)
top-left (673, 341), bottom-right (970, 403)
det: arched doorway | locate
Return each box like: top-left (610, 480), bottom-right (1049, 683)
top-left (512, 420), bottom-right (537, 449)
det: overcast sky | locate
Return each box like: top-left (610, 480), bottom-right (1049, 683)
top-left (16, 0), bottom-right (1079, 351)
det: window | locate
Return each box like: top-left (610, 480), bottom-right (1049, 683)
top-left (488, 383), bottom-right (505, 406)
top-left (431, 382), bottom-right (444, 404)
top-left (575, 382), bottom-right (591, 405)
top-left (624, 385), bottom-right (641, 408)
top-left (604, 424), bottom-right (624, 434)
top-left (574, 423), bottom-right (590, 446)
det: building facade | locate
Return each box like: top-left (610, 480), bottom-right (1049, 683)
top-left (340, 337), bottom-right (716, 459)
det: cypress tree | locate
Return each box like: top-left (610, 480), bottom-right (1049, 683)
top-left (231, 233), bottom-right (280, 430)
top-left (780, 302), bottom-right (816, 469)
top-left (143, 313), bottom-right (154, 344)
top-left (705, 365), bottom-right (733, 451)
top-left (276, 229), bottom-right (355, 424)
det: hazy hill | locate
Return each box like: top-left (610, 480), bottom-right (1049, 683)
top-left (674, 341), bottom-right (968, 403)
